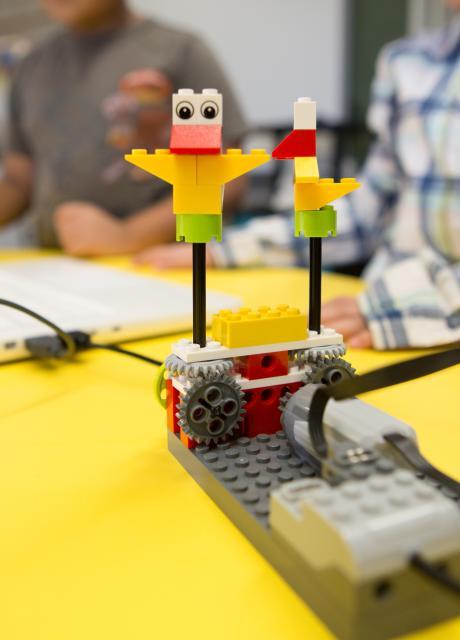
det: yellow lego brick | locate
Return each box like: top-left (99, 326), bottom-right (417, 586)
top-left (211, 305), bottom-right (307, 348)
top-left (125, 149), bottom-right (197, 185)
top-left (294, 156), bottom-right (319, 183)
top-left (197, 149), bottom-right (270, 185)
top-left (173, 184), bottom-right (223, 215)
top-left (295, 177), bottom-right (360, 211)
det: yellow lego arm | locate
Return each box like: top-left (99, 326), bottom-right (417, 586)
top-left (295, 178), bottom-right (360, 211)
top-left (197, 149), bottom-right (270, 185)
top-left (124, 149), bottom-right (196, 186)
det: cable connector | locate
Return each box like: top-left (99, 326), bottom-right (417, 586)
top-left (25, 331), bottom-right (91, 359)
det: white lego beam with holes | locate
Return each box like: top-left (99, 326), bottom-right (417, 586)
top-left (172, 328), bottom-right (343, 364)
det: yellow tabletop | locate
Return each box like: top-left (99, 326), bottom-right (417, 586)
top-left (0, 252), bottom-right (459, 640)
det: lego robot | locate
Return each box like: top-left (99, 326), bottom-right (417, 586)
top-left (126, 92), bottom-right (460, 640)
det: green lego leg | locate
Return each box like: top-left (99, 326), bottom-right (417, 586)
top-left (176, 214), bottom-right (222, 243)
top-left (294, 205), bottom-right (337, 238)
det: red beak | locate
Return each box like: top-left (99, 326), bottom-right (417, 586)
top-left (170, 124), bottom-right (222, 154)
top-left (272, 129), bottom-right (316, 159)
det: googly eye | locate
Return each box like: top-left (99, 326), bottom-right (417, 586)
top-left (176, 101), bottom-right (194, 120)
top-left (201, 101), bottom-right (219, 119)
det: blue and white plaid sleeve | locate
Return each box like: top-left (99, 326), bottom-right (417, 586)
top-left (212, 46), bottom-right (401, 268)
top-left (359, 249), bottom-right (460, 349)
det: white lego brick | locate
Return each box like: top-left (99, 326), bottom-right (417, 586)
top-left (294, 97), bottom-right (316, 130)
top-left (173, 89), bottom-right (223, 126)
top-left (171, 370), bottom-right (306, 393)
top-left (236, 370), bottom-right (307, 390)
top-left (270, 474), bottom-right (460, 582)
top-left (172, 366), bottom-right (309, 393)
top-left (172, 328), bottom-right (343, 364)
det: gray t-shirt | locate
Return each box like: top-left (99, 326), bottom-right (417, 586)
top-left (7, 19), bottom-right (246, 246)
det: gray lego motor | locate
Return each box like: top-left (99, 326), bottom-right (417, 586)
top-left (177, 373), bottom-right (245, 444)
top-left (281, 382), bottom-right (418, 482)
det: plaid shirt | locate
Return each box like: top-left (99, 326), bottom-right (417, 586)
top-left (213, 18), bottom-right (460, 349)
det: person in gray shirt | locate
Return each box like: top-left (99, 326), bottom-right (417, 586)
top-left (2, 0), bottom-right (247, 255)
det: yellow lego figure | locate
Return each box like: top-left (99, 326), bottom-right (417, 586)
top-left (125, 88), bottom-right (270, 243)
top-left (272, 97), bottom-right (361, 332)
top-left (272, 97), bottom-right (360, 237)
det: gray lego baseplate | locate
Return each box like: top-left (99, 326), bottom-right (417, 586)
top-left (192, 431), bottom-right (317, 526)
top-left (168, 430), bottom-right (460, 640)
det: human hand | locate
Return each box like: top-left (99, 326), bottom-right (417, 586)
top-left (54, 201), bottom-right (133, 256)
top-left (321, 296), bottom-right (372, 348)
top-left (103, 68), bottom-right (171, 151)
top-left (134, 243), bottom-right (216, 269)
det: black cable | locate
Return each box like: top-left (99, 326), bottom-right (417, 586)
top-left (385, 433), bottom-right (460, 497)
top-left (411, 553), bottom-right (460, 596)
top-left (0, 297), bottom-right (161, 367)
top-left (89, 342), bottom-right (162, 366)
top-left (0, 297), bottom-right (76, 357)
top-left (309, 347), bottom-right (460, 457)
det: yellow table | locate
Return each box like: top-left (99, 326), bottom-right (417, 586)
top-left (0, 252), bottom-right (459, 640)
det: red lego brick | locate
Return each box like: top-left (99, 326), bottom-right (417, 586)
top-left (243, 382), bottom-right (303, 437)
top-left (272, 129), bottom-right (316, 159)
top-left (235, 351), bottom-right (289, 380)
top-left (170, 124), bottom-right (222, 154)
top-left (180, 428), bottom-right (197, 449)
top-left (166, 379), bottom-right (180, 433)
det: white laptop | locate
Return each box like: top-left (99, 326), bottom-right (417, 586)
top-left (0, 257), bottom-right (240, 362)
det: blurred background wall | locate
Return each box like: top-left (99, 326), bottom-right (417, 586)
top-left (132, 0), bottom-right (349, 125)
top-left (0, 0), bottom-right (452, 128)
top-left (0, 0), bottom-right (454, 174)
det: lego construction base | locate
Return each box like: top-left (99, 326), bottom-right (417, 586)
top-left (168, 431), bottom-right (460, 640)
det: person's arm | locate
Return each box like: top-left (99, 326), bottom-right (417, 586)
top-left (123, 195), bottom-right (176, 249)
top-left (322, 249), bottom-right (460, 350)
top-left (1, 61), bottom-right (34, 225)
top-left (358, 250), bottom-right (460, 349)
top-left (0, 152), bottom-right (33, 225)
top-left (53, 194), bottom-right (176, 256)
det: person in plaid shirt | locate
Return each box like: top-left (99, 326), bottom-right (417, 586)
top-left (137, 5), bottom-right (460, 350)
